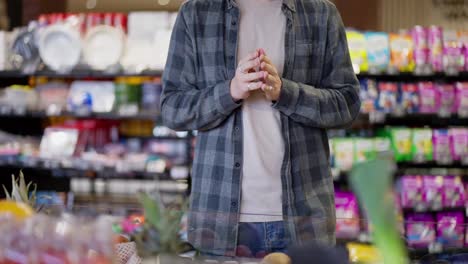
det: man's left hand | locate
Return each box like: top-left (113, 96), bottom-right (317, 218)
top-left (260, 54), bottom-right (282, 102)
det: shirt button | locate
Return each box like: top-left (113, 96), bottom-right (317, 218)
top-left (235, 162), bottom-right (241, 168)
top-left (231, 201), bottom-right (237, 207)
top-left (234, 127), bottom-right (240, 132)
top-left (231, 20), bottom-right (237, 26)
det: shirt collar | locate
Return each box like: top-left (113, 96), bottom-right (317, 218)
top-left (227, 0), bottom-right (296, 12)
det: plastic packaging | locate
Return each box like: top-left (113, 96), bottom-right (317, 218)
top-left (443, 30), bottom-right (465, 74)
top-left (449, 128), bottom-right (468, 163)
top-left (412, 26), bottom-right (430, 74)
top-left (433, 129), bottom-right (452, 164)
top-left (418, 82), bottom-right (438, 113)
top-left (388, 128), bottom-right (412, 162)
top-left (335, 191), bottom-right (360, 239)
top-left (398, 83), bottom-right (419, 114)
top-left (365, 32), bottom-right (390, 73)
top-left (406, 213), bottom-right (436, 248)
top-left (332, 138), bottom-right (354, 171)
top-left (436, 212), bottom-right (465, 248)
top-left (389, 33), bottom-right (415, 73)
top-left (436, 83), bottom-right (456, 117)
top-left (346, 30), bottom-right (368, 74)
top-left (359, 79), bottom-right (378, 114)
top-left (411, 128), bottom-right (433, 162)
top-left (442, 176), bottom-right (465, 208)
top-left (422, 176), bottom-right (444, 211)
top-left (428, 26), bottom-right (444, 72)
top-left (399, 175), bottom-right (423, 210)
top-left (377, 82), bottom-right (398, 113)
top-left (455, 82), bottom-right (468, 117)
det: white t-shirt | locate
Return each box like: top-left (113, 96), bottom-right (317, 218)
top-left (237, 0), bottom-right (286, 222)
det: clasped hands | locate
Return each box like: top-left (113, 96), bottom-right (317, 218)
top-left (230, 48), bottom-right (282, 102)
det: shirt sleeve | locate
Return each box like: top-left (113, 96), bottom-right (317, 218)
top-left (273, 4), bottom-right (361, 129)
top-left (161, 4), bottom-right (241, 131)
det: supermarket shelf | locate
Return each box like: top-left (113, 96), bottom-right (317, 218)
top-left (0, 69), bottom-right (163, 79)
top-left (357, 113), bottom-right (468, 127)
top-left (402, 206), bottom-right (467, 215)
top-left (408, 246), bottom-right (468, 260)
top-left (397, 161), bottom-right (468, 170)
top-left (0, 110), bottom-right (161, 121)
top-left (0, 162), bottom-right (178, 181)
top-left (357, 72), bottom-right (468, 81)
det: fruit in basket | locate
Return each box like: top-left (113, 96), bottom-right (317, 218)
top-left (2, 171), bottom-right (37, 208)
top-left (0, 200), bottom-right (34, 219)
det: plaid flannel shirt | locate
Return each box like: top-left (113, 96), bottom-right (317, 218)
top-left (161, 0), bottom-right (361, 256)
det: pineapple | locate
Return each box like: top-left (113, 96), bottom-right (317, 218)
top-left (2, 171), bottom-right (37, 208)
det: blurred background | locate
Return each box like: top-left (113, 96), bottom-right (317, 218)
top-left (0, 0), bottom-right (466, 263)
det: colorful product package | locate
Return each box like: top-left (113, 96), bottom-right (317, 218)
top-left (389, 33), bottom-right (415, 73)
top-left (411, 128), bottom-right (433, 162)
top-left (449, 128), bottom-right (468, 163)
top-left (455, 82), bottom-right (468, 117)
top-left (418, 82), bottom-right (438, 113)
top-left (443, 30), bottom-right (465, 74)
top-left (406, 213), bottom-right (436, 248)
top-left (354, 138), bottom-right (376, 163)
top-left (436, 83), bottom-right (456, 117)
top-left (433, 129), bottom-right (452, 164)
top-left (377, 82), bottom-right (398, 113)
top-left (436, 212), bottom-right (465, 248)
top-left (422, 176), bottom-right (444, 211)
top-left (359, 79), bottom-right (378, 113)
top-left (332, 138), bottom-right (354, 171)
top-left (365, 32), bottom-right (390, 73)
top-left (443, 176), bottom-right (465, 208)
top-left (398, 83), bottom-right (419, 114)
top-left (346, 30), bottom-right (368, 74)
top-left (412, 26), bottom-right (430, 74)
top-left (399, 175), bottom-right (424, 210)
top-left (428, 26), bottom-right (444, 72)
top-left (373, 137), bottom-right (392, 154)
top-left (335, 191), bottom-right (360, 239)
top-left (388, 128), bottom-right (412, 162)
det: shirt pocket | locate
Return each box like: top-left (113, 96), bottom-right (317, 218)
top-left (293, 42), bottom-right (320, 85)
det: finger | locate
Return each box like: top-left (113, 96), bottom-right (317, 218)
top-left (265, 74), bottom-right (276, 84)
top-left (241, 71), bottom-right (267, 82)
top-left (261, 62), bottom-right (277, 75)
top-left (238, 58), bottom-right (261, 74)
top-left (261, 83), bottom-right (274, 92)
top-left (260, 55), bottom-right (273, 65)
top-left (238, 51), bottom-right (259, 66)
top-left (245, 81), bottom-right (263, 91)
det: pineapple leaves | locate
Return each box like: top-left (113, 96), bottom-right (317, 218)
top-left (2, 185), bottom-right (11, 200)
top-left (3, 171), bottom-right (37, 209)
top-left (138, 192), bottom-right (162, 231)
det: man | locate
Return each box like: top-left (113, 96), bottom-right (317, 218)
top-left (161, 0), bottom-right (361, 257)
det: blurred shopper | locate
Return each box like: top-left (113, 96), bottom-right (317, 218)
top-left (162, 0), bottom-right (360, 257)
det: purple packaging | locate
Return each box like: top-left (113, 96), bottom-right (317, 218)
top-left (433, 129), bottom-right (452, 164)
top-left (412, 26), bottom-right (429, 67)
top-left (418, 82), bottom-right (439, 113)
top-left (399, 176), bottom-right (424, 210)
top-left (335, 191), bottom-right (360, 239)
top-left (449, 128), bottom-right (468, 163)
top-left (443, 176), bottom-right (465, 208)
top-left (436, 212), bottom-right (465, 247)
top-left (455, 82), bottom-right (468, 117)
top-left (429, 26), bottom-right (443, 72)
top-left (436, 83), bottom-right (455, 117)
top-left (422, 176), bottom-right (444, 211)
top-left (406, 213), bottom-right (436, 248)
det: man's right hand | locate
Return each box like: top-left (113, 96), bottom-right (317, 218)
top-left (230, 51), bottom-right (268, 101)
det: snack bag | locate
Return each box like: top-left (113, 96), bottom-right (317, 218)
top-left (332, 138), bottom-right (354, 171)
top-left (411, 128), bottom-right (433, 162)
top-left (398, 175), bottom-right (423, 209)
top-left (406, 213), bottom-right (436, 248)
top-left (443, 30), bottom-right (465, 74)
top-left (377, 82), bottom-right (398, 113)
top-left (335, 191), bottom-right (360, 239)
top-left (398, 83), bottom-right (419, 114)
top-left (390, 33), bottom-right (415, 72)
top-left (422, 176), bottom-right (444, 211)
top-left (365, 32), bottom-right (390, 73)
top-left (412, 26), bottom-right (430, 73)
top-left (443, 176), bottom-right (465, 208)
top-left (373, 137), bottom-right (392, 153)
top-left (418, 82), bottom-right (438, 113)
top-left (455, 82), bottom-right (468, 117)
top-left (436, 212), bottom-right (465, 248)
top-left (359, 79), bottom-right (378, 113)
top-left (388, 128), bottom-right (412, 162)
top-left (354, 138), bottom-right (375, 163)
top-left (436, 83), bottom-right (455, 117)
top-left (449, 128), bottom-right (468, 163)
top-left (346, 30), bottom-right (368, 74)
top-left (433, 129), bottom-right (452, 164)
top-left (428, 26), bottom-right (444, 72)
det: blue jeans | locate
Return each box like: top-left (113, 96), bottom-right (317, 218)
top-left (236, 221), bottom-right (289, 258)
